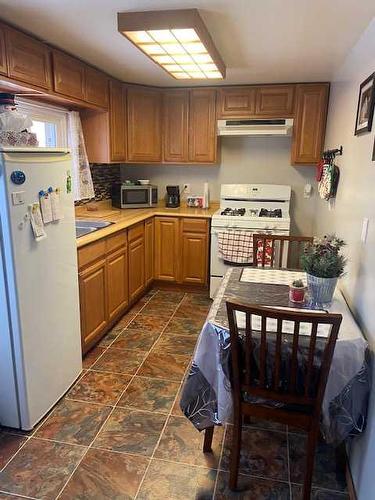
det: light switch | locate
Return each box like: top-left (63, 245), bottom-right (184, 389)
top-left (11, 191), bottom-right (25, 206)
top-left (361, 218), bottom-right (369, 243)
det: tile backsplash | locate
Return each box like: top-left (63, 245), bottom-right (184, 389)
top-left (76, 164), bottom-right (120, 205)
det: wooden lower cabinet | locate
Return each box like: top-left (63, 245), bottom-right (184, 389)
top-left (128, 223), bottom-right (145, 301)
top-left (78, 231), bottom-right (128, 353)
top-left (154, 216), bottom-right (209, 285)
top-left (107, 246), bottom-right (128, 322)
top-left (181, 231), bottom-right (208, 285)
top-left (145, 218), bottom-right (154, 286)
top-left (79, 259), bottom-right (107, 352)
top-left (154, 217), bottom-right (180, 281)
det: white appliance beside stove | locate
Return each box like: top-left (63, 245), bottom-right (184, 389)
top-left (210, 184), bottom-right (291, 298)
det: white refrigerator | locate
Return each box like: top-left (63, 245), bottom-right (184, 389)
top-left (0, 147), bottom-right (82, 430)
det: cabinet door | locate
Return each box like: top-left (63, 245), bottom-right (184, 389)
top-left (85, 66), bottom-right (109, 108)
top-left (291, 84), bottom-right (329, 165)
top-left (255, 85), bottom-right (295, 117)
top-left (163, 90), bottom-right (189, 163)
top-left (189, 89), bottom-right (217, 163)
top-left (6, 27), bottom-right (52, 89)
top-left (181, 232), bottom-right (208, 285)
top-left (217, 87), bottom-right (256, 118)
top-left (107, 246), bottom-right (128, 322)
top-left (0, 24), bottom-right (7, 75)
top-left (129, 236), bottom-right (145, 301)
top-left (127, 87), bottom-right (162, 162)
top-left (154, 217), bottom-right (179, 281)
top-left (145, 218), bottom-right (154, 287)
top-left (53, 50), bottom-right (85, 100)
top-left (109, 80), bottom-right (127, 162)
top-left (79, 259), bottom-right (107, 352)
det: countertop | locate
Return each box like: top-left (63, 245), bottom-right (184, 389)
top-left (75, 200), bottom-right (218, 248)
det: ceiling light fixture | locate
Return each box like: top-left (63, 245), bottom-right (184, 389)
top-left (117, 9), bottom-right (226, 80)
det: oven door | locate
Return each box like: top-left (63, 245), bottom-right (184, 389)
top-left (209, 226), bottom-right (289, 298)
top-left (210, 226), bottom-right (254, 298)
top-left (121, 187), bottom-right (150, 208)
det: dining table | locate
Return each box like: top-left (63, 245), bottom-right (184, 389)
top-left (180, 267), bottom-right (370, 445)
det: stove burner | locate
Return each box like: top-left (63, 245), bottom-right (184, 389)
top-left (221, 207), bottom-right (246, 216)
top-left (259, 208), bottom-right (282, 218)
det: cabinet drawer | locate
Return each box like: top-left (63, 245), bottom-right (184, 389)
top-left (78, 239), bottom-right (106, 269)
top-left (182, 218), bottom-right (208, 233)
top-left (128, 222), bottom-right (144, 242)
top-left (106, 231), bottom-right (127, 253)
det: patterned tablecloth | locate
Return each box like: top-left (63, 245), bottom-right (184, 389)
top-left (180, 268), bottom-right (370, 445)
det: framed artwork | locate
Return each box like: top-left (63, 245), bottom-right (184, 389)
top-left (354, 73), bottom-right (375, 135)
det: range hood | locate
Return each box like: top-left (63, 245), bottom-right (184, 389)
top-left (217, 118), bottom-right (293, 137)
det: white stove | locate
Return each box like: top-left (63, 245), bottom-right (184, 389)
top-left (210, 184), bottom-right (291, 297)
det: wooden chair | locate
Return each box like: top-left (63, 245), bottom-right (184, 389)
top-left (204, 301), bottom-right (342, 500)
top-left (253, 234), bottom-right (313, 269)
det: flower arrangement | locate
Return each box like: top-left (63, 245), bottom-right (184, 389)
top-left (301, 235), bottom-right (346, 278)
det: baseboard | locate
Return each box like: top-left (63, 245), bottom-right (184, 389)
top-left (152, 280), bottom-right (209, 293)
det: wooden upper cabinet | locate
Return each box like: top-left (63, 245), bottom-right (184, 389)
top-left (154, 217), bottom-right (179, 281)
top-left (144, 218), bottom-right (154, 287)
top-left (255, 85), bottom-right (295, 117)
top-left (52, 50), bottom-right (85, 100)
top-left (291, 83), bottom-right (329, 165)
top-left (189, 89), bottom-right (217, 163)
top-left (5, 27), bottom-right (52, 89)
top-left (85, 66), bottom-right (109, 108)
top-left (109, 80), bottom-right (127, 162)
top-left (163, 90), bottom-right (189, 163)
top-left (127, 87), bottom-right (162, 162)
top-left (0, 24), bottom-right (7, 75)
top-left (217, 87), bottom-right (256, 118)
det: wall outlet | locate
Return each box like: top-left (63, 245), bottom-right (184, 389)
top-left (183, 183), bottom-right (191, 194)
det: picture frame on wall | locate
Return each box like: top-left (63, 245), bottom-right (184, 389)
top-left (355, 73), bottom-right (375, 135)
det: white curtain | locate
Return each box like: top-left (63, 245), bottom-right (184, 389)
top-left (68, 111), bottom-right (95, 201)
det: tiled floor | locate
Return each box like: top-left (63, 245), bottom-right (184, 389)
top-left (0, 289), bottom-right (349, 499)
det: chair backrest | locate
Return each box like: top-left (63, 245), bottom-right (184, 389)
top-left (226, 300), bottom-right (342, 413)
top-left (253, 234), bottom-right (313, 269)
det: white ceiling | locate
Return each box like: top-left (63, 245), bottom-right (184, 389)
top-left (0, 0), bottom-right (374, 87)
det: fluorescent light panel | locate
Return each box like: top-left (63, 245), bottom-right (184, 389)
top-left (123, 28), bottom-right (224, 79)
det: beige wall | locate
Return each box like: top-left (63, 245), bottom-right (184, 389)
top-left (121, 136), bottom-right (317, 235)
top-left (312, 19), bottom-right (375, 500)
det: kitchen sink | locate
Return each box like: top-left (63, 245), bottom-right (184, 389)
top-left (75, 219), bottom-right (113, 238)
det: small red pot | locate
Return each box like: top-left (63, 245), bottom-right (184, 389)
top-left (289, 286), bottom-right (306, 303)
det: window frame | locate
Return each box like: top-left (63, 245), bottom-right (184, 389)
top-left (16, 98), bottom-right (69, 148)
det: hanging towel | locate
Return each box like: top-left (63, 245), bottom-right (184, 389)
top-left (218, 230), bottom-right (253, 264)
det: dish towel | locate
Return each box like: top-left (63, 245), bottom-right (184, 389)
top-left (218, 230), bottom-right (253, 264)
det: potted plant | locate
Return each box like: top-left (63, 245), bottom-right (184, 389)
top-left (301, 235), bottom-right (346, 305)
top-left (289, 279), bottom-right (306, 303)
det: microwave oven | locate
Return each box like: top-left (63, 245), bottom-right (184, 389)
top-left (112, 183), bottom-right (158, 209)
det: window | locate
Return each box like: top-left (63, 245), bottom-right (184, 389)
top-left (16, 99), bottom-right (68, 148)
